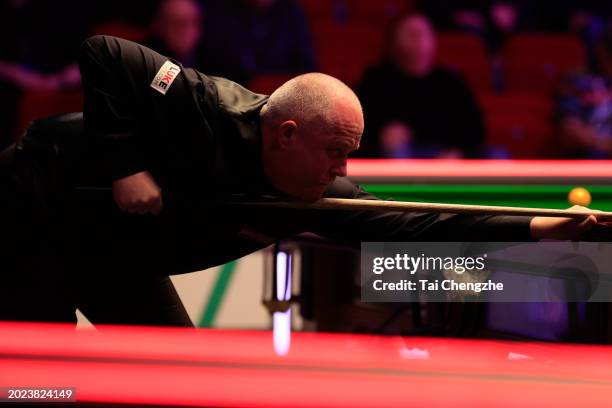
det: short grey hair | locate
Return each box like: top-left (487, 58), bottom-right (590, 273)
top-left (261, 72), bottom-right (361, 131)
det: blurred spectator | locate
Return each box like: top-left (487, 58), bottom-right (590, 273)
top-left (593, 20), bottom-right (612, 76)
top-left (556, 14), bottom-right (612, 159)
top-left (89, 0), bottom-right (160, 28)
top-left (556, 74), bottom-right (612, 158)
top-left (454, 1), bottom-right (521, 54)
top-left (421, 0), bottom-right (524, 53)
top-left (0, 0), bottom-right (88, 149)
top-left (199, 0), bottom-right (317, 84)
top-left (145, 0), bottom-right (204, 67)
top-left (357, 13), bottom-right (485, 158)
top-left (566, 0), bottom-right (612, 37)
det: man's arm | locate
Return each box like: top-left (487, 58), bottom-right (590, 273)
top-left (293, 178), bottom-right (597, 242)
top-left (78, 35), bottom-right (183, 214)
top-left (79, 35), bottom-right (152, 181)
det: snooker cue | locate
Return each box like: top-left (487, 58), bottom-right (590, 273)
top-left (236, 198), bottom-right (612, 220)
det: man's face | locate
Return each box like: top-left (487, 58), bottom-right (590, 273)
top-left (392, 15), bottom-right (436, 77)
top-left (158, 0), bottom-right (202, 57)
top-left (266, 103), bottom-right (363, 202)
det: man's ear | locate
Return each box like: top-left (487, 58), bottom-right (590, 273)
top-left (278, 120), bottom-right (298, 149)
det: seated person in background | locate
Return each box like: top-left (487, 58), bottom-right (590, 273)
top-left (199, 0), bottom-right (317, 85)
top-left (0, 0), bottom-right (88, 149)
top-left (593, 20), bottom-right (612, 77)
top-left (556, 74), bottom-right (612, 158)
top-left (557, 24), bottom-right (612, 159)
top-left (145, 0), bottom-right (205, 68)
top-left (356, 12), bottom-right (485, 158)
top-left (424, 0), bottom-right (522, 54)
top-left (566, 0), bottom-right (612, 55)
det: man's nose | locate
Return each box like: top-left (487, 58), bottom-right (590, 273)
top-left (331, 159), bottom-right (347, 178)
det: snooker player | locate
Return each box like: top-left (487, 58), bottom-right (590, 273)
top-left (0, 36), bottom-right (602, 326)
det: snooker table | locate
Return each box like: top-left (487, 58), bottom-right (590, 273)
top-left (290, 159), bottom-right (612, 342)
top-left (348, 159), bottom-right (612, 211)
top-left (2, 321), bottom-right (612, 408)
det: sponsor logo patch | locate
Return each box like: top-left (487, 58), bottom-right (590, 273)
top-left (150, 60), bottom-right (181, 95)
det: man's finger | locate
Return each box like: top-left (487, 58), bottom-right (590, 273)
top-left (576, 215), bottom-right (598, 232)
top-left (151, 198), bottom-right (162, 215)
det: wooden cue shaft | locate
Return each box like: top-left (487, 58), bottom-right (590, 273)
top-left (238, 198), bottom-right (612, 220)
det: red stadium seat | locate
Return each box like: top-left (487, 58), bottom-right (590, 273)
top-left (344, 0), bottom-right (412, 22)
top-left (436, 32), bottom-right (492, 92)
top-left (299, 0), bottom-right (339, 22)
top-left (485, 112), bottom-right (554, 159)
top-left (477, 91), bottom-right (553, 116)
top-left (503, 34), bottom-right (586, 93)
top-left (91, 22), bottom-right (149, 43)
top-left (248, 74), bottom-right (296, 95)
top-left (17, 89), bottom-right (83, 138)
top-left (478, 91), bottom-right (555, 158)
top-left (299, 0), bottom-right (412, 23)
top-left (311, 22), bottom-right (384, 87)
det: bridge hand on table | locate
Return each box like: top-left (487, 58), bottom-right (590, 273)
top-left (530, 205), bottom-right (602, 241)
top-left (530, 205), bottom-right (612, 241)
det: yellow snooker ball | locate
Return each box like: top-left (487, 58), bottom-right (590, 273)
top-left (568, 187), bottom-right (592, 207)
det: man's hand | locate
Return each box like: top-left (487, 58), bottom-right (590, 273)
top-left (530, 205), bottom-right (598, 240)
top-left (112, 171), bottom-right (162, 215)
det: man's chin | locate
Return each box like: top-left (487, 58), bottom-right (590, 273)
top-left (297, 192), bottom-right (324, 203)
top-left (291, 186), bottom-right (326, 203)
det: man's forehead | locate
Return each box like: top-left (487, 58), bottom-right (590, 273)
top-left (328, 133), bottom-right (361, 148)
top-left (330, 109), bottom-right (364, 134)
